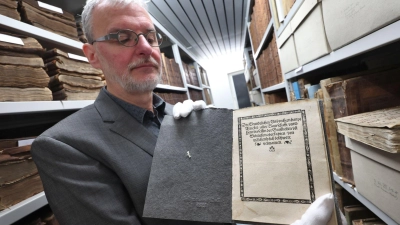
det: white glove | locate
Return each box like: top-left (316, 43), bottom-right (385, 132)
top-left (173, 100), bottom-right (206, 119)
top-left (291, 193), bottom-right (339, 225)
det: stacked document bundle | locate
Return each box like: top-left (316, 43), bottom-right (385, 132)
top-left (0, 31), bottom-right (52, 101)
top-left (182, 61), bottom-right (199, 87)
top-left (335, 106), bottom-right (400, 153)
top-left (0, 137), bottom-right (43, 211)
top-left (160, 53), bottom-right (184, 87)
top-left (0, 0), bottom-right (20, 20)
top-left (43, 49), bottom-right (105, 100)
top-left (76, 21), bottom-right (88, 43)
top-left (19, 0), bottom-right (79, 41)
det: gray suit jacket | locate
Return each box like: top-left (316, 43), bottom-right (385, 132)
top-left (32, 89), bottom-right (227, 225)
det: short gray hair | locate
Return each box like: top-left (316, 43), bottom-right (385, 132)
top-left (81, 0), bottom-right (148, 44)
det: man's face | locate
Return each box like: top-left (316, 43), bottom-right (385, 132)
top-left (90, 3), bottom-right (162, 93)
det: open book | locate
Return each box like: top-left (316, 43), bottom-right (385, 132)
top-left (143, 99), bottom-right (338, 224)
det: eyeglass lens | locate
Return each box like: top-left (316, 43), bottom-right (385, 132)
top-left (117, 30), bottom-right (163, 47)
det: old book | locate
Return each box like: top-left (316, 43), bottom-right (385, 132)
top-left (19, 0), bottom-right (75, 21)
top-left (144, 99), bottom-right (338, 224)
top-left (325, 66), bottom-right (400, 184)
top-left (0, 31), bottom-right (44, 55)
top-left (48, 75), bottom-right (104, 89)
top-left (352, 218), bottom-right (385, 225)
top-left (336, 106), bottom-right (400, 153)
top-left (47, 69), bottom-right (103, 80)
top-left (53, 89), bottom-right (100, 100)
top-left (0, 55), bottom-right (44, 67)
top-left (0, 87), bottom-right (52, 101)
top-left (0, 173), bottom-right (43, 211)
top-left (0, 0), bottom-right (20, 21)
top-left (0, 64), bottom-right (49, 88)
top-left (344, 205), bottom-right (375, 225)
top-left (44, 55), bottom-right (102, 75)
top-left (19, 0), bottom-right (78, 41)
top-left (1, 143), bottom-right (38, 187)
top-left (263, 90), bottom-right (287, 104)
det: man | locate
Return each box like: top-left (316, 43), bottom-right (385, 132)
top-left (32, 0), bottom-right (340, 224)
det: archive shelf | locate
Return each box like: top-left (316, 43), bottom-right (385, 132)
top-left (260, 82), bottom-right (285, 93)
top-left (253, 20), bottom-right (274, 60)
top-left (333, 173), bottom-right (398, 225)
top-left (285, 19), bottom-right (400, 80)
top-left (187, 84), bottom-right (202, 91)
top-left (0, 5), bottom-right (212, 224)
top-left (0, 100), bottom-right (94, 114)
top-left (0, 192), bottom-right (47, 225)
top-left (0, 15), bottom-right (83, 55)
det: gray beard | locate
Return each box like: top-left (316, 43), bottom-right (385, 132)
top-left (106, 57), bottom-right (161, 93)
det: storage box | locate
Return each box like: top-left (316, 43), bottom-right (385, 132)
top-left (279, 36), bottom-right (299, 73)
top-left (322, 0), bottom-right (400, 50)
top-left (293, 3), bottom-right (331, 65)
top-left (345, 137), bottom-right (400, 224)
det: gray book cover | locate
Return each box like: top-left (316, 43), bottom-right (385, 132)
top-left (143, 108), bottom-right (233, 223)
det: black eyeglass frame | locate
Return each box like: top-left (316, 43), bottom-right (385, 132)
top-left (91, 29), bottom-right (163, 47)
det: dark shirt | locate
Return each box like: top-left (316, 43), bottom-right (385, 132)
top-left (104, 87), bottom-right (166, 137)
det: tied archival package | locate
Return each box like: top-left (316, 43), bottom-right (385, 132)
top-left (143, 99), bottom-right (338, 224)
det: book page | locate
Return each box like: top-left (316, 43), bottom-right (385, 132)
top-left (335, 106), bottom-right (400, 129)
top-left (232, 99), bottom-right (334, 224)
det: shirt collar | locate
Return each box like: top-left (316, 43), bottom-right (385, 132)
top-left (103, 87), bottom-right (166, 124)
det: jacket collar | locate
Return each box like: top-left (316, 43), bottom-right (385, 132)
top-left (94, 89), bottom-right (172, 156)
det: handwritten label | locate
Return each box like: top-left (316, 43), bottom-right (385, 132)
top-left (0, 34), bottom-right (24, 46)
top-left (38, 1), bottom-right (63, 14)
top-left (374, 179), bottom-right (399, 200)
top-left (68, 53), bottom-right (89, 62)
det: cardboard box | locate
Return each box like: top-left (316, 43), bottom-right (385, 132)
top-left (290, 0), bottom-right (318, 32)
top-left (279, 36), bottom-right (299, 73)
top-left (345, 137), bottom-right (400, 224)
top-left (322, 0), bottom-right (400, 50)
top-left (293, 3), bottom-right (331, 65)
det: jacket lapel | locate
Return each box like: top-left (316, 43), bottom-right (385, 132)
top-left (94, 89), bottom-right (157, 156)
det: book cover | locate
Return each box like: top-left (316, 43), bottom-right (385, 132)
top-left (144, 99), bottom-right (337, 224)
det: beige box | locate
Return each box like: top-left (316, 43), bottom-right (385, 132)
top-left (322, 0), bottom-right (400, 50)
top-left (346, 137), bottom-right (400, 224)
top-left (290, 0), bottom-right (318, 32)
top-left (279, 36), bottom-right (299, 73)
top-left (293, 3), bottom-right (331, 65)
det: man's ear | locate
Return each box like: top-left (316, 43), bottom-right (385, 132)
top-left (82, 43), bottom-right (102, 69)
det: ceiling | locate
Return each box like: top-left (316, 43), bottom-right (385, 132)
top-left (40, 0), bottom-right (251, 63)
top-left (148, 0), bottom-right (250, 62)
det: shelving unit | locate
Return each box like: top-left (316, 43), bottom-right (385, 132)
top-left (0, 100), bottom-right (94, 114)
top-left (0, 193), bottom-right (47, 225)
top-left (245, 1), bottom-right (400, 223)
top-left (333, 173), bottom-right (398, 225)
top-left (244, 7), bottom-right (286, 105)
top-left (285, 19), bottom-right (400, 80)
top-left (0, 3), bottom-right (213, 224)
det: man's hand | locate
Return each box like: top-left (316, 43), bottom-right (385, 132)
top-left (291, 193), bottom-right (347, 225)
top-left (173, 100), bottom-right (206, 119)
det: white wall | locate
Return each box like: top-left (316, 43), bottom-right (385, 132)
top-left (201, 52), bottom-right (245, 109)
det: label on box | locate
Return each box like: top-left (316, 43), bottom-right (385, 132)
top-left (18, 138), bottom-right (35, 147)
top-left (68, 53), bottom-right (89, 62)
top-left (0, 34), bottom-right (24, 45)
top-left (38, 1), bottom-right (63, 14)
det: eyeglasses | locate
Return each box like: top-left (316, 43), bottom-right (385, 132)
top-left (91, 29), bottom-right (163, 47)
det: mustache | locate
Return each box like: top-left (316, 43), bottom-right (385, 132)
top-left (128, 57), bottom-right (159, 71)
